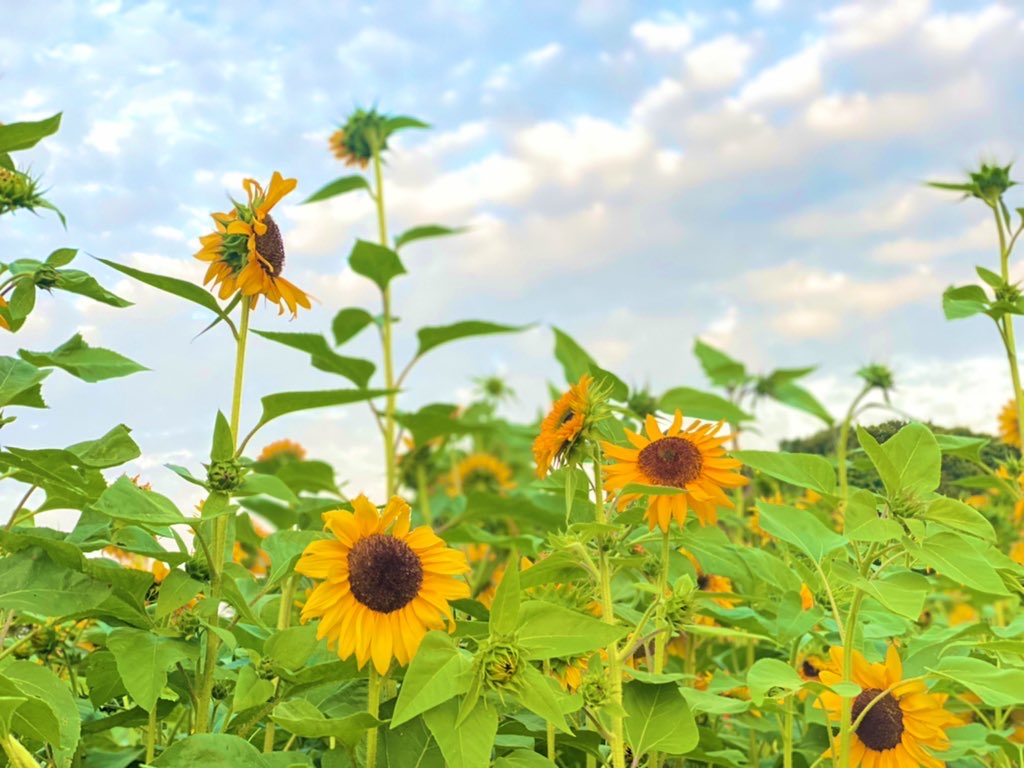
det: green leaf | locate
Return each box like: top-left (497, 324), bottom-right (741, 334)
top-left (0, 547), bottom-right (112, 617)
top-left (66, 424), bottom-right (141, 468)
top-left (256, 388), bottom-right (392, 429)
top-left (7, 280), bottom-right (35, 331)
top-left (943, 284), bottom-right (989, 320)
top-left (906, 532), bottom-right (1009, 595)
top-left (692, 339), bottom-right (748, 388)
top-left (552, 327), bottom-right (628, 401)
top-left (264, 625), bottom-right (320, 671)
top-left (416, 320), bottom-right (529, 358)
top-left (0, 357), bottom-right (51, 409)
top-left (2, 661), bottom-right (80, 764)
top-left (746, 659), bottom-right (804, 704)
top-left (263, 530), bottom-right (323, 588)
top-left (934, 433), bottom-right (988, 464)
top-left (763, 378), bottom-right (834, 425)
top-left (332, 307), bottom-right (375, 347)
top-left (843, 490), bottom-right (902, 543)
top-left (382, 716), bottom-right (444, 768)
top-left (45, 248), bottom-right (77, 268)
top-left (96, 257), bottom-right (227, 319)
top-left (0, 113), bottom-right (62, 152)
top-left (931, 657), bottom-right (1024, 707)
top-left (657, 387), bottom-right (753, 424)
top-left (271, 700), bottom-right (382, 746)
top-left (19, 334), bottom-right (147, 383)
top-left (423, 697), bottom-right (498, 768)
top-left (494, 751), bottom-right (557, 768)
top-left (392, 631), bottom-right (474, 727)
top-left (922, 498), bottom-right (995, 542)
top-left (755, 502), bottom-right (847, 561)
top-left (105, 628), bottom-right (197, 712)
top-left (232, 666), bottom-right (275, 713)
top-left (621, 681), bottom-right (699, 756)
top-left (489, 553), bottom-right (520, 636)
top-left (517, 601), bottom-right (629, 660)
top-left (349, 240), bottom-right (405, 292)
top-left (514, 664), bottom-right (573, 733)
top-left (395, 224), bottom-right (465, 250)
top-left (302, 175), bottom-right (370, 204)
top-left (0, 697), bottom-right (28, 739)
top-left (732, 450), bottom-right (836, 496)
top-left (92, 476), bottom-right (189, 526)
top-left (253, 330), bottom-right (375, 387)
top-left (83, 651), bottom-right (127, 707)
top-left (860, 422), bottom-right (941, 497)
top-left (384, 115), bottom-right (431, 134)
top-left (151, 734), bottom-right (271, 767)
top-left (53, 270), bottom-right (132, 307)
top-left (855, 571), bottom-right (929, 619)
top-left (211, 410), bottom-right (234, 462)
top-left (155, 569), bottom-right (204, 619)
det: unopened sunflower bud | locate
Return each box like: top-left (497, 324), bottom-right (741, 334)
top-left (256, 656), bottom-right (277, 680)
top-left (173, 610), bottom-right (202, 639)
top-left (211, 680), bottom-right (233, 700)
top-left (207, 458), bottom-right (245, 492)
top-left (0, 167), bottom-right (43, 216)
top-left (32, 265), bottom-right (59, 290)
top-left (580, 673), bottom-right (611, 708)
top-left (483, 643), bottom-right (521, 689)
top-left (329, 108), bottom-right (389, 167)
top-left (186, 551), bottom-right (211, 582)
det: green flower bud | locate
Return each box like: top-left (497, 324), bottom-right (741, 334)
top-left (207, 458), bottom-right (245, 492)
top-left (482, 643), bottom-right (521, 689)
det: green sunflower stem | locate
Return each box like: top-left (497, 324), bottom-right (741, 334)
top-left (653, 531), bottom-right (671, 674)
top-left (195, 299), bottom-right (251, 734)
top-left (371, 144), bottom-right (398, 499)
top-left (835, 590), bottom-right (866, 768)
top-left (836, 384), bottom-right (870, 509)
top-left (593, 447), bottom-right (626, 768)
top-left (993, 204), bottom-right (1024, 449)
top-left (366, 666), bottom-right (383, 767)
top-left (264, 573), bottom-right (297, 752)
top-left (416, 464), bottom-right (433, 527)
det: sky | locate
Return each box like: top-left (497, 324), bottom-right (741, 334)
top-left (3, 0), bottom-right (1023, 514)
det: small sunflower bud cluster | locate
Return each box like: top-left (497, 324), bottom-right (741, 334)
top-left (256, 656), bottom-right (277, 680)
top-left (0, 167), bottom-right (45, 216)
top-left (857, 364), bottom-right (894, 393)
top-left (172, 609), bottom-right (202, 640)
top-left (627, 388), bottom-right (659, 419)
top-left (480, 641), bottom-right (522, 691)
top-left (206, 458), bottom-right (246, 492)
top-left (664, 576), bottom-right (699, 631)
top-left (211, 680), bottom-right (234, 701)
top-left (186, 551), bottom-right (211, 582)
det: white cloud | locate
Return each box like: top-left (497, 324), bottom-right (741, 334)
top-left (685, 34), bottom-right (754, 90)
top-left (737, 262), bottom-right (942, 339)
top-left (515, 116), bottom-right (650, 185)
top-left (869, 219), bottom-right (991, 264)
top-left (631, 17), bottom-right (694, 53)
top-left (821, 0), bottom-right (929, 50)
top-left (782, 188), bottom-right (929, 238)
top-left (753, 0), bottom-right (782, 12)
top-left (734, 41), bottom-right (824, 107)
top-left (631, 77), bottom-right (686, 123)
top-left (523, 43), bottom-right (562, 67)
top-left (923, 4), bottom-right (1014, 53)
top-left (84, 119), bottom-right (133, 155)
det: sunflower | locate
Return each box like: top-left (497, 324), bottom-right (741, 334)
top-left (999, 399), bottom-right (1020, 447)
top-left (817, 645), bottom-right (961, 767)
top-left (533, 373), bottom-right (606, 479)
top-left (602, 411), bottom-right (747, 531)
top-left (1009, 539), bottom-right (1024, 566)
top-left (0, 296), bottom-right (9, 331)
top-left (194, 171), bottom-right (311, 317)
top-left (258, 438), bottom-right (307, 462)
top-left (448, 453), bottom-right (515, 496)
top-left (800, 582), bottom-right (814, 611)
top-left (295, 495), bottom-right (470, 675)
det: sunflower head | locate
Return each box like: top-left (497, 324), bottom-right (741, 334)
top-left (818, 645), bottom-right (961, 765)
top-left (999, 399), bottom-right (1020, 447)
top-left (603, 410), bottom-right (747, 532)
top-left (194, 171), bottom-right (312, 317)
top-left (532, 373), bottom-right (611, 479)
top-left (329, 108), bottom-right (390, 167)
top-left (257, 438), bottom-right (307, 463)
top-left (449, 453), bottom-right (515, 496)
top-left (0, 166), bottom-right (47, 216)
top-left (857, 363), bottom-right (894, 392)
top-left (296, 495), bottom-right (470, 675)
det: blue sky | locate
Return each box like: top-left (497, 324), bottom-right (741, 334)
top-left (3, 0), bottom-right (1023, 510)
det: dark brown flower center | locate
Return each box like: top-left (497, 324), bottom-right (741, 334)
top-left (347, 534), bottom-right (424, 613)
top-left (637, 436), bottom-right (703, 487)
top-left (801, 660), bottom-right (821, 680)
top-left (254, 214), bottom-right (286, 276)
top-left (852, 687), bottom-right (904, 751)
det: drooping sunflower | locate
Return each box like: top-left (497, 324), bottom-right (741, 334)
top-left (257, 438), bottom-right (307, 462)
top-left (533, 373), bottom-right (607, 479)
top-left (602, 411), bottom-right (747, 531)
top-left (817, 645), bottom-right (961, 767)
top-left (448, 453), bottom-right (515, 496)
top-left (295, 495), bottom-right (470, 675)
top-left (0, 296), bottom-right (9, 331)
top-left (998, 399), bottom-right (1020, 447)
top-left (194, 171), bottom-right (311, 317)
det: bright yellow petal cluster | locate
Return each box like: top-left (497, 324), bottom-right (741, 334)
top-left (194, 171), bottom-right (312, 317)
top-left (295, 495), bottom-right (470, 675)
top-left (817, 646), bottom-right (960, 767)
top-left (603, 411), bottom-right (747, 532)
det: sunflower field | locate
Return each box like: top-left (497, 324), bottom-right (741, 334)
top-left (1, 105), bottom-right (1024, 768)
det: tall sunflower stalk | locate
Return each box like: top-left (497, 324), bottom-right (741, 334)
top-left (931, 164), bottom-right (1024, 449)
